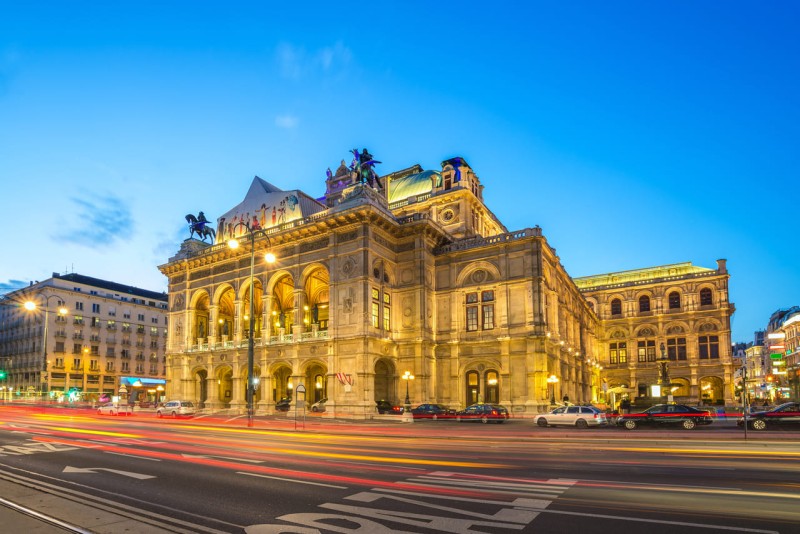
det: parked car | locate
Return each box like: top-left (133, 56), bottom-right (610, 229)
top-left (738, 401), bottom-right (800, 431)
top-left (156, 400), bottom-right (196, 418)
top-left (274, 397), bottom-right (292, 412)
top-left (410, 403), bottom-right (456, 420)
top-left (310, 398), bottom-right (327, 413)
top-left (617, 403), bottom-right (713, 430)
top-left (97, 403), bottom-right (134, 416)
top-left (456, 403), bottom-right (509, 423)
top-left (376, 399), bottom-right (404, 414)
top-left (534, 405), bottom-right (608, 428)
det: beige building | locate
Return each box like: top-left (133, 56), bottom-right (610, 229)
top-left (159, 156), bottom-right (602, 417)
top-left (574, 261), bottom-right (736, 407)
top-left (0, 273), bottom-right (168, 403)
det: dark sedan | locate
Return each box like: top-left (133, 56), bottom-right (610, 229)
top-left (410, 403), bottom-right (456, 420)
top-left (617, 403), bottom-right (713, 430)
top-left (738, 402), bottom-right (800, 431)
top-left (376, 399), bottom-right (404, 414)
top-left (275, 397), bottom-right (291, 412)
top-left (455, 403), bottom-right (509, 423)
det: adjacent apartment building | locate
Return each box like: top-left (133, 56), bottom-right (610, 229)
top-left (0, 273), bottom-right (168, 403)
top-left (574, 261), bottom-right (736, 407)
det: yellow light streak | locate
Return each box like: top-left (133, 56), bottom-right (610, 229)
top-left (50, 427), bottom-right (141, 438)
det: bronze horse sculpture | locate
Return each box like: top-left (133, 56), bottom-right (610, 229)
top-left (186, 213), bottom-right (216, 243)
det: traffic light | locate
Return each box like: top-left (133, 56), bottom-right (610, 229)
top-left (0, 369), bottom-right (6, 380)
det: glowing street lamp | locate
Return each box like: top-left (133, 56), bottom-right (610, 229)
top-left (402, 370), bottom-right (415, 406)
top-left (547, 374), bottom-right (559, 406)
top-left (228, 222), bottom-right (276, 427)
top-left (24, 295), bottom-right (68, 400)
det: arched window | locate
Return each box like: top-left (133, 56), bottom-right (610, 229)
top-left (668, 292), bottom-right (681, 309)
top-left (700, 288), bottom-right (713, 306)
top-left (466, 371), bottom-right (480, 405)
top-left (639, 296), bottom-right (651, 313)
top-left (611, 299), bottom-right (622, 316)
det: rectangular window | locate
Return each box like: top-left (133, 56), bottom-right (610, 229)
top-left (371, 302), bottom-right (379, 329)
top-left (482, 304), bottom-right (495, 330)
top-left (72, 358), bottom-right (81, 369)
top-left (481, 291), bottom-right (495, 330)
top-left (92, 303), bottom-right (100, 313)
top-left (609, 342), bottom-right (627, 364)
top-left (138, 313), bottom-right (145, 321)
top-left (383, 305), bottom-right (390, 330)
top-left (55, 357), bottom-right (64, 368)
top-left (637, 340), bottom-right (656, 362)
top-left (73, 315), bottom-right (84, 325)
top-left (699, 335), bottom-right (720, 359)
top-left (72, 343), bottom-right (82, 354)
top-left (106, 361), bottom-right (115, 372)
top-left (465, 291), bottom-right (496, 331)
top-left (75, 302), bottom-right (84, 311)
top-left (667, 337), bottom-right (687, 360)
top-left (54, 341), bottom-right (65, 353)
top-left (466, 306), bottom-right (478, 331)
top-left (122, 362), bottom-right (129, 372)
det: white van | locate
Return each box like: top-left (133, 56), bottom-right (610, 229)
top-left (156, 400), bottom-right (196, 418)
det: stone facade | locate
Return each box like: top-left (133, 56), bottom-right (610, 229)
top-left (574, 261), bottom-right (736, 407)
top-left (0, 273), bottom-right (168, 402)
top-left (159, 156), bottom-right (602, 417)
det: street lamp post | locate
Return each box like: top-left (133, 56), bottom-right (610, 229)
top-left (547, 374), bottom-right (559, 406)
top-left (228, 222), bottom-right (275, 428)
top-left (24, 294), bottom-right (68, 402)
top-left (658, 342), bottom-right (672, 402)
top-left (401, 370), bottom-right (414, 423)
top-left (402, 370), bottom-right (414, 405)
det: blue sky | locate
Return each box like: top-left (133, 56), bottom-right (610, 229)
top-left (1, 2), bottom-right (798, 343)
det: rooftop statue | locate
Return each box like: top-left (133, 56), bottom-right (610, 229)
top-left (350, 148), bottom-right (382, 189)
top-left (186, 211), bottom-right (216, 243)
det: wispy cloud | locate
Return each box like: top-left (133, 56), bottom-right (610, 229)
top-left (276, 41), bottom-right (353, 81)
top-left (57, 194), bottom-right (134, 246)
top-left (275, 114), bottom-right (298, 129)
top-left (0, 279), bottom-right (29, 295)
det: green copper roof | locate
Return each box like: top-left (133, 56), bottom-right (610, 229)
top-left (387, 170), bottom-right (440, 203)
top-left (573, 262), bottom-right (715, 289)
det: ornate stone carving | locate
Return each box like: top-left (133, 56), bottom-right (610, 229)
top-left (341, 257), bottom-right (357, 278)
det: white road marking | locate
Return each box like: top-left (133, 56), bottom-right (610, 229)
top-left (238, 471), bottom-right (347, 489)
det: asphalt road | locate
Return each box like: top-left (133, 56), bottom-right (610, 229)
top-left (0, 406), bottom-right (798, 533)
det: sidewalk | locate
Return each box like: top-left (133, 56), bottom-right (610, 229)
top-left (0, 478), bottom-right (173, 533)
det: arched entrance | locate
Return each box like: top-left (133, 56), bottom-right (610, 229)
top-left (271, 364), bottom-right (293, 402)
top-left (700, 376), bottom-right (724, 404)
top-left (216, 366), bottom-right (233, 408)
top-left (303, 363), bottom-right (327, 403)
top-left (193, 369), bottom-right (208, 408)
top-left (374, 359), bottom-right (396, 403)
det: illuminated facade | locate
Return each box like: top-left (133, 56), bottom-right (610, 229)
top-left (0, 273), bottom-right (168, 403)
top-left (574, 261), bottom-right (736, 406)
top-left (767, 307), bottom-right (800, 401)
top-left (159, 157), bottom-right (602, 417)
